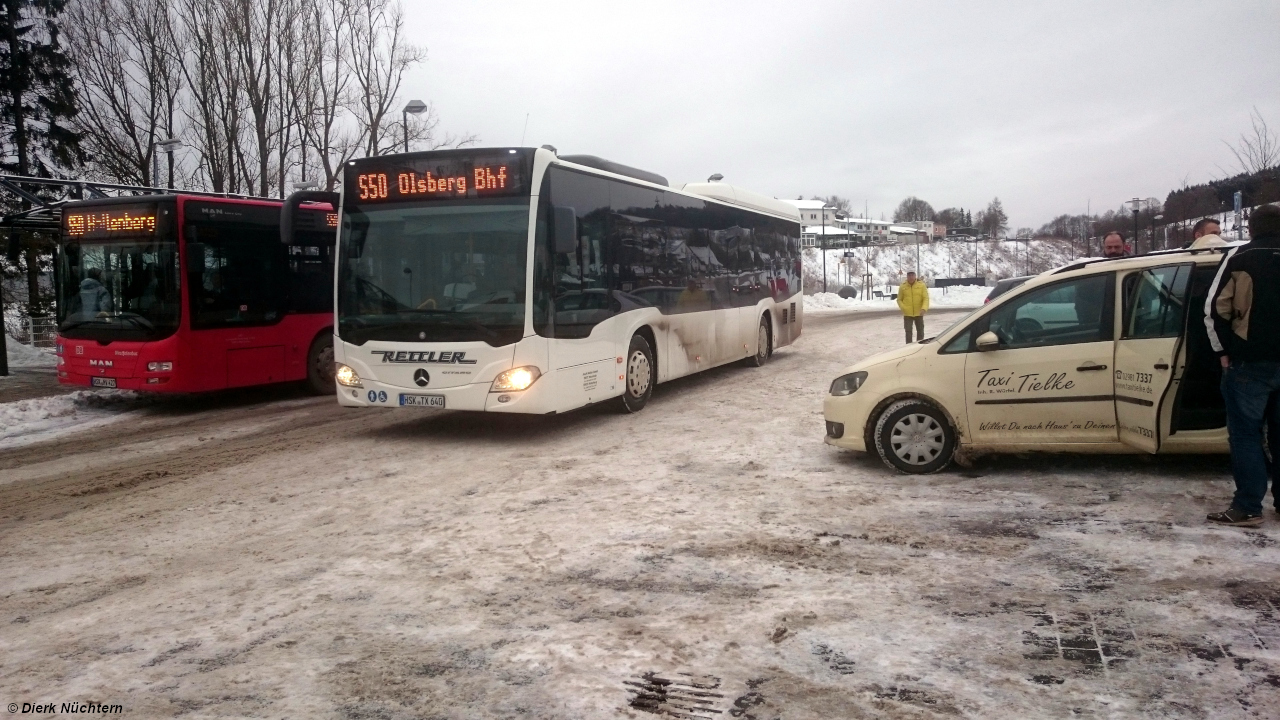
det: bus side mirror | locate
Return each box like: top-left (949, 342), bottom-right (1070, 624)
top-left (976, 331), bottom-right (1001, 351)
top-left (186, 243), bottom-right (206, 273)
top-left (281, 190), bottom-right (340, 245)
top-left (553, 206), bottom-right (577, 254)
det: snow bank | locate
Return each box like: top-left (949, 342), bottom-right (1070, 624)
top-left (804, 285), bottom-right (989, 313)
top-left (803, 238), bottom-right (1081, 293)
top-left (0, 390), bottom-right (150, 449)
top-left (5, 334), bottom-right (56, 369)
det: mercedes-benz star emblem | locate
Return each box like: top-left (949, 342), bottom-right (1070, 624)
top-left (413, 369), bottom-right (430, 387)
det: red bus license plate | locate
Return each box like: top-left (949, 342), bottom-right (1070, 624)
top-left (91, 377), bottom-right (117, 388)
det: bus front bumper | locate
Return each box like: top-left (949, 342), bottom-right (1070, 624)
top-left (336, 376), bottom-right (551, 413)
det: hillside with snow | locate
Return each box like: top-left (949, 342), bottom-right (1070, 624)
top-left (803, 238), bottom-right (1084, 294)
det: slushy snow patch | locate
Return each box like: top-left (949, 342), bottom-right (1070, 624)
top-left (5, 334), bottom-right (56, 369)
top-left (0, 390), bottom-right (148, 449)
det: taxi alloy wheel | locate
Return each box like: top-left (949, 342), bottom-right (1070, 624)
top-left (873, 399), bottom-right (956, 474)
top-left (620, 333), bottom-right (656, 413)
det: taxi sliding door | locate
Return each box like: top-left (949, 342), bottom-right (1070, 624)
top-left (1113, 264), bottom-right (1192, 453)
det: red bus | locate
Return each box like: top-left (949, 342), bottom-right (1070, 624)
top-left (55, 194), bottom-right (338, 394)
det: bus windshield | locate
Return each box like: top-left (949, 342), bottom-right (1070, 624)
top-left (57, 209), bottom-right (181, 342)
top-left (338, 199), bottom-right (530, 346)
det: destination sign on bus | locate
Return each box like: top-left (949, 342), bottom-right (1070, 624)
top-left (64, 205), bottom-right (159, 238)
top-left (346, 151), bottom-right (532, 204)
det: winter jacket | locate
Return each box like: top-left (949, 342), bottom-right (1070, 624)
top-left (78, 278), bottom-right (113, 314)
top-left (896, 281), bottom-right (929, 317)
top-left (1204, 235), bottom-right (1280, 362)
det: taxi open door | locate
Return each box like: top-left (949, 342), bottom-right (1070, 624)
top-left (1113, 264), bottom-right (1193, 452)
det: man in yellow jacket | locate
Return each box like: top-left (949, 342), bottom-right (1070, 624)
top-left (897, 271), bottom-right (930, 343)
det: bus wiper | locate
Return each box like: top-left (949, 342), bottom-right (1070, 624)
top-left (58, 318), bottom-right (110, 331)
top-left (118, 314), bottom-right (155, 330)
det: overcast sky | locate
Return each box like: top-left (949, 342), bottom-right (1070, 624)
top-left (402, 1), bottom-right (1279, 229)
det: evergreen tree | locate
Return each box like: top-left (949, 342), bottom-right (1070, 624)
top-left (0, 0), bottom-right (83, 343)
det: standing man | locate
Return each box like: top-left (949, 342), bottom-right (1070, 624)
top-left (1188, 218), bottom-right (1228, 249)
top-left (1101, 231), bottom-right (1128, 258)
top-left (1205, 204), bottom-right (1280, 527)
top-left (897, 271), bottom-right (929, 343)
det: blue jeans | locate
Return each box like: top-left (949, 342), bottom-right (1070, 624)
top-left (1220, 361), bottom-right (1280, 515)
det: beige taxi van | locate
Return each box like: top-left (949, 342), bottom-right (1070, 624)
top-left (824, 246), bottom-right (1235, 473)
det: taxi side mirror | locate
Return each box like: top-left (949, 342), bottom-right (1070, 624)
top-left (976, 331), bottom-right (1001, 351)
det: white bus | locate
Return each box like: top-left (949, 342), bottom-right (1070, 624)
top-left (325, 147), bottom-right (803, 414)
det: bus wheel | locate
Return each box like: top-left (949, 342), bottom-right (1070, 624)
top-left (620, 334), bottom-right (656, 413)
top-left (306, 333), bottom-right (336, 395)
top-left (745, 314), bottom-right (771, 367)
top-left (872, 399), bottom-right (956, 474)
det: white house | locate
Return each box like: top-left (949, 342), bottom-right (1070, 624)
top-left (781, 199), bottom-right (842, 226)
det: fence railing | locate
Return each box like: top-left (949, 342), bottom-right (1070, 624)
top-left (24, 316), bottom-right (57, 348)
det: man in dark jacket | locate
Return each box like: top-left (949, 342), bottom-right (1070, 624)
top-left (1204, 204), bottom-right (1280, 526)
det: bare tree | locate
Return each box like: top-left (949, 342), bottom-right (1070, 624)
top-left (344, 0), bottom-right (421, 156)
top-left (175, 0), bottom-right (247, 193)
top-left (65, 0), bottom-right (182, 186)
top-left (63, 0), bottom-right (477, 194)
top-left (893, 196), bottom-right (935, 223)
top-left (1225, 107), bottom-right (1279, 176)
top-left (810, 195), bottom-right (851, 215)
top-left (295, 0), bottom-right (358, 191)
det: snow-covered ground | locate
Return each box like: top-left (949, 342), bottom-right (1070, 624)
top-left (4, 334), bottom-right (56, 370)
top-left (1, 311), bottom-right (1274, 718)
top-left (0, 390), bottom-right (150, 451)
top-left (804, 285), bottom-right (989, 313)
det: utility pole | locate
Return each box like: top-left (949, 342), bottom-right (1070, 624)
top-left (1130, 197), bottom-right (1141, 255)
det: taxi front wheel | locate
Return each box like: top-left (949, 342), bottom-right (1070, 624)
top-left (873, 399), bottom-right (957, 474)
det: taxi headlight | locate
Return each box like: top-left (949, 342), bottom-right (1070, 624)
top-left (830, 371), bottom-right (868, 396)
top-left (335, 364), bottom-right (362, 387)
top-left (491, 366), bottom-right (541, 392)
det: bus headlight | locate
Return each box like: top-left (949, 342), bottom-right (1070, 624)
top-left (335, 364), bottom-right (362, 387)
top-left (491, 366), bottom-right (540, 392)
top-left (830, 371), bottom-right (868, 396)
top-left (147, 361), bottom-right (173, 372)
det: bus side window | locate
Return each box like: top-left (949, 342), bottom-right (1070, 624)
top-left (610, 181), bottom-right (667, 309)
top-left (541, 166), bottom-right (612, 339)
top-left (188, 220), bottom-right (286, 329)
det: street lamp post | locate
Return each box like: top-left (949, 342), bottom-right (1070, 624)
top-left (821, 203), bottom-right (830, 293)
top-left (1130, 197), bottom-right (1141, 255)
top-left (152, 138), bottom-right (180, 189)
top-left (402, 99), bottom-right (428, 153)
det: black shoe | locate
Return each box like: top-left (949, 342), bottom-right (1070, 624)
top-left (1207, 507), bottom-right (1264, 527)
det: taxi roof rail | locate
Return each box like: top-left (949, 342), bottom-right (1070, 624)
top-left (1050, 243), bottom-right (1241, 275)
